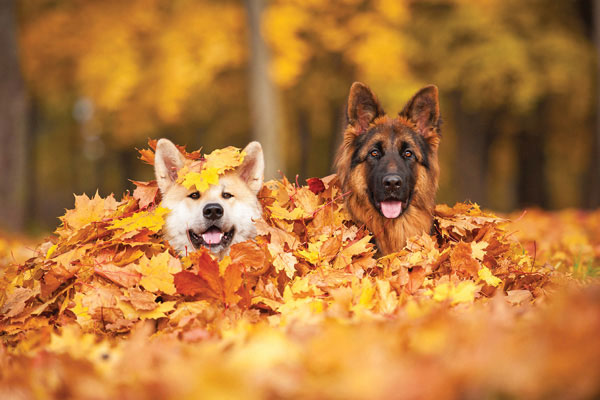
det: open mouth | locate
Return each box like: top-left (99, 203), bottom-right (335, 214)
top-left (378, 195), bottom-right (411, 219)
top-left (187, 226), bottom-right (235, 250)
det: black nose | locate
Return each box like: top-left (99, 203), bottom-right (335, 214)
top-left (203, 203), bottom-right (223, 220)
top-left (383, 174), bottom-right (402, 191)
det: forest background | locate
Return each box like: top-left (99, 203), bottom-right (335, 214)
top-left (1, 0), bottom-right (599, 234)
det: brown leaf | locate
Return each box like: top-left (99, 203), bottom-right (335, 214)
top-left (95, 263), bottom-right (141, 288)
top-left (131, 180), bottom-right (160, 209)
top-left (1, 288), bottom-right (37, 319)
top-left (450, 242), bottom-right (480, 277)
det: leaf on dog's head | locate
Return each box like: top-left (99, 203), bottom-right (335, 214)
top-left (204, 146), bottom-right (245, 173)
top-left (138, 138), bottom-right (203, 166)
top-left (178, 166), bottom-right (220, 192)
top-left (176, 147), bottom-right (244, 193)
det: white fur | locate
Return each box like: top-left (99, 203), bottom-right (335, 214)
top-left (154, 139), bottom-right (264, 258)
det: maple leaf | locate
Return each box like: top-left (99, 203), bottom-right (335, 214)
top-left (229, 241), bottom-right (268, 275)
top-left (131, 180), bottom-right (159, 209)
top-left (268, 243), bottom-right (298, 278)
top-left (333, 235), bottom-right (374, 269)
top-left (178, 166), bottom-right (220, 192)
top-left (430, 281), bottom-right (479, 305)
top-left (174, 249), bottom-right (247, 306)
top-left (117, 299), bottom-right (176, 320)
top-left (203, 146), bottom-right (245, 173)
top-left (61, 192), bottom-right (118, 232)
top-left (94, 263), bottom-right (141, 288)
top-left (136, 252), bottom-right (181, 295)
top-left (450, 242), bottom-right (480, 277)
top-left (0, 287), bottom-right (36, 319)
top-left (478, 266), bottom-right (502, 287)
top-left (108, 206), bottom-right (170, 233)
top-left (306, 177), bottom-right (326, 194)
top-left (267, 204), bottom-right (308, 220)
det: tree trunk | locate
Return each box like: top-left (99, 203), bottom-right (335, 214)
top-left (515, 103), bottom-right (549, 209)
top-left (244, 0), bottom-right (282, 180)
top-left (588, 0), bottom-right (600, 207)
top-left (0, 0), bottom-right (28, 232)
top-left (451, 94), bottom-right (495, 206)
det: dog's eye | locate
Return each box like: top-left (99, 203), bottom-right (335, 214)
top-left (369, 149), bottom-right (380, 158)
top-left (222, 192), bottom-right (233, 199)
top-left (403, 150), bottom-right (413, 158)
top-left (188, 191), bottom-right (200, 200)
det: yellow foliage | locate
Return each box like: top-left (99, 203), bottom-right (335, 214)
top-left (136, 253), bottom-right (181, 295)
top-left (108, 206), bottom-right (170, 233)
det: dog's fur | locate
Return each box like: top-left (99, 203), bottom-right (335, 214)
top-left (154, 139), bottom-right (264, 258)
top-left (335, 82), bottom-right (441, 255)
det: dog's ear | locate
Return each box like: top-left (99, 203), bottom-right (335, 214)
top-left (399, 85), bottom-right (440, 140)
top-left (154, 138), bottom-right (186, 194)
top-left (347, 82), bottom-right (384, 131)
top-left (237, 141), bottom-right (264, 194)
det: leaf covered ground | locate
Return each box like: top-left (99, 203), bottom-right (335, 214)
top-left (1, 143), bottom-right (599, 399)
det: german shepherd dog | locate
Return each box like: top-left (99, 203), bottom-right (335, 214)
top-left (154, 139), bottom-right (264, 258)
top-left (335, 82), bottom-right (441, 255)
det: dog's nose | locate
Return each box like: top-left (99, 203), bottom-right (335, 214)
top-left (203, 203), bottom-right (223, 220)
top-left (383, 174), bottom-right (402, 191)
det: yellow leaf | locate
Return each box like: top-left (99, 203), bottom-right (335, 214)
top-left (46, 244), bottom-right (58, 259)
top-left (376, 279), bottom-right (398, 314)
top-left (136, 252), bottom-right (181, 295)
top-left (471, 241), bottom-right (489, 261)
top-left (478, 266), bottom-right (502, 287)
top-left (204, 146), bottom-right (245, 173)
top-left (269, 247), bottom-right (298, 279)
top-left (179, 167), bottom-right (220, 192)
top-left (268, 204), bottom-right (307, 220)
top-left (432, 281), bottom-right (478, 305)
top-left (71, 292), bottom-right (92, 326)
top-left (333, 235), bottom-right (373, 269)
top-left (297, 241), bottom-right (321, 265)
top-left (108, 206), bottom-right (170, 233)
top-left (61, 192), bottom-right (118, 231)
top-left (117, 299), bottom-right (176, 320)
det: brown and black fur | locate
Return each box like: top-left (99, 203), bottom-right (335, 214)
top-left (335, 82), bottom-right (442, 255)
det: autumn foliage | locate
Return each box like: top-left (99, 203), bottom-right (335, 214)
top-left (1, 143), bottom-right (600, 399)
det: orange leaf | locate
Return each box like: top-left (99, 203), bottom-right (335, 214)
top-left (450, 242), bottom-right (479, 277)
top-left (131, 180), bottom-right (159, 209)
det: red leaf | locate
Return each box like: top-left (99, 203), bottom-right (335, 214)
top-left (306, 177), bottom-right (326, 194)
top-left (174, 249), bottom-right (221, 299)
top-left (174, 271), bottom-right (215, 298)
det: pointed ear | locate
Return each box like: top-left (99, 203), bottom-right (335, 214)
top-left (399, 85), bottom-right (440, 139)
top-left (237, 141), bottom-right (264, 194)
top-left (154, 138), bottom-right (185, 194)
top-left (347, 82), bottom-right (384, 131)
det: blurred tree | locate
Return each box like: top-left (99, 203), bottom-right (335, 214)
top-left (18, 0), bottom-right (250, 227)
top-left (12, 0), bottom-right (599, 232)
top-left (409, 0), bottom-right (594, 209)
top-left (590, 0), bottom-right (600, 207)
top-left (0, 0), bottom-right (28, 231)
top-left (245, 0), bottom-right (283, 179)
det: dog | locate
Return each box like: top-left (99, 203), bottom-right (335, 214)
top-left (154, 138), bottom-right (264, 258)
top-left (335, 82), bottom-right (442, 255)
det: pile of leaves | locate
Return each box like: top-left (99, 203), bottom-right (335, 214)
top-left (1, 142), bottom-right (599, 399)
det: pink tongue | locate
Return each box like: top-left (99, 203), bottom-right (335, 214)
top-left (381, 201), bottom-right (403, 218)
top-left (202, 228), bottom-right (223, 245)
